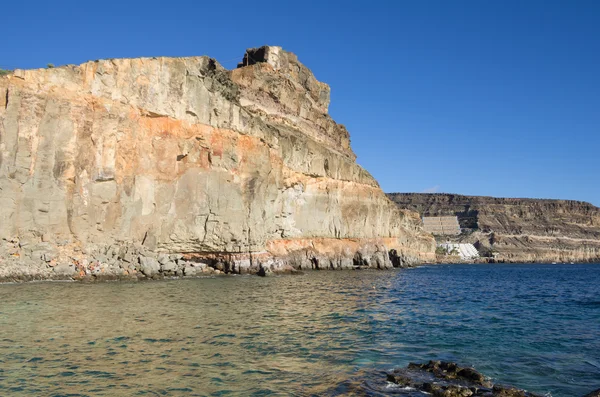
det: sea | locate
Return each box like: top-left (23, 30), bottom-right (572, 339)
top-left (0, 263), bottom-right (599, 396)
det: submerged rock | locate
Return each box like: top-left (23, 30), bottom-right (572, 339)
top-left (386, 361), bottom-right (543, 397)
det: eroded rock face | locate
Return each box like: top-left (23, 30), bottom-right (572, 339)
top-left (0, 46), bottom-right (434, 279)
top-left (388, 193), bottom-right (600, 263)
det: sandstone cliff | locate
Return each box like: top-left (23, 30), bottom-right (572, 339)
top-left (0, 46), bottom-right (435, 280)
top-left (388, 193), bottom-right (600, 263)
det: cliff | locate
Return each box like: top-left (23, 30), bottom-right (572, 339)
top-left (0, 46), bottom-right (435, 280)
top-left (388, 193), bottom-right (600, 263)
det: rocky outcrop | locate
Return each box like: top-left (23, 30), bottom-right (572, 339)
top-left (0, 46), bottom-right (434, 280)
top-left (386, 361), bottom-right (544, 396)
top-left (388, 193), bottom-right (600, 263)
top-left (386, 361), bottom-right (600, 397)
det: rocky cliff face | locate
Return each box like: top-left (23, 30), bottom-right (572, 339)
top-left (388, 193), bottom-right (600, 263)
top-left (0, 46), bottom-right (434, 280)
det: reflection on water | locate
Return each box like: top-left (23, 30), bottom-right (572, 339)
top-left (0, 264), bottom-right (599, 396)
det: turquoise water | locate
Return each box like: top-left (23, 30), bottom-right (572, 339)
top-left (0, 264), bottom-right (599, 396)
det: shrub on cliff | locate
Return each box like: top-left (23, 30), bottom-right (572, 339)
top-left (436, 246), bottom-right (449, 255)
top-left (0, 69), bottom-right (12, 76)
top-left (435, 246), bottom-right (460, 256)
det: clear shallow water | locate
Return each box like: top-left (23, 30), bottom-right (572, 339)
top-left (0, 264), bottom-right (599, 397)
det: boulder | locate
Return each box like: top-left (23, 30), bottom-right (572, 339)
top-left (157, 253), bottom-right (170, 265)
top-left (138, 256), bottom-right (160, 277)
top-left (160, 261), bottom-right (177, 273)
top-left (183, 265), bottom-right (199, 276)
top-left (53, 263), bottom-right (77, 277)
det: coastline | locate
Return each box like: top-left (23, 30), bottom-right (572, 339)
top-left (430, 256), bottom-right (600, 265)
top-left (3, 257), bottom-right (599, 284)
top-left (0, 266), bottom-right (404, 284)
top-left (0, 236), bottom-right (432, 283)
top-left (429, 250), bottom-right (600, 265)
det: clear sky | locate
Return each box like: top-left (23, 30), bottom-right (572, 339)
top-left (2, 0), bottom-right (599, 205)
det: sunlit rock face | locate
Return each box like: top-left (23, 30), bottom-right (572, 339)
top-left (0, 46), bottom-right (434, 278)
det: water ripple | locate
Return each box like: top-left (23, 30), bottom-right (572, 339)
top-left (0, 264), bottom-right (598, 396)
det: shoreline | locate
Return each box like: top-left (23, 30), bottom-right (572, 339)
top-left (430, 254), bottom-right (600, 265)
top-left (2, 260), bottom-right (599, 285)
top-left (0, 261), bottom-right (414, 284)
top-left (0, 267), bottom-right (401, 284)
top-left (0, 234), bottom-right (432, 284)
top-left (429, 260), bottom-right (600, 265)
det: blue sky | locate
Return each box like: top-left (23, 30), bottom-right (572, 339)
top-left (2, 0), bottom-right (599, 205)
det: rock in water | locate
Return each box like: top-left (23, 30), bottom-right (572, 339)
top-left (257, 265), bottom-right (272, 277)
top-left (0, 46), bottom-right (435, 279)
top-left (387, 361), bottom-right (543, 396)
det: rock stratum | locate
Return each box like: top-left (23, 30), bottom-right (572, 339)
top-left (0, 46), bottom-right (434, 280)
top-left (388, 193), bottom-right (600, 263)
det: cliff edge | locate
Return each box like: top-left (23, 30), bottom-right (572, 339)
top-left (0, 46), bottom-right (435, 280)
top-left (388, 193), bottom-right (600, 263)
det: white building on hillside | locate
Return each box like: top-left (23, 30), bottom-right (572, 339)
top-left (439, 243), bottom-right (480, 260)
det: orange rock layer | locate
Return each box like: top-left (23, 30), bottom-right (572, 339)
top-left (0, 46), bottom-right (434, 278)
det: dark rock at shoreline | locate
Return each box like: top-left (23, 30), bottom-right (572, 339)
top-left (257, 264), bottom-right (272, 277)
top-left (387, 361), bottom-right (543, 396)
top-left (583, 389), bottom-right (600, 397)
